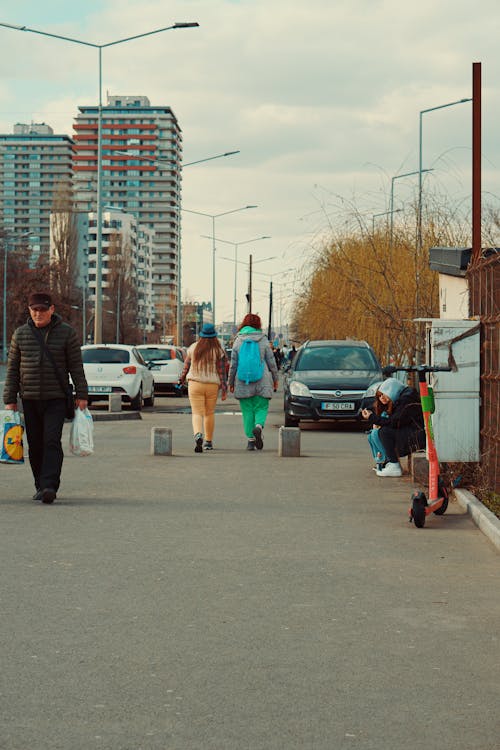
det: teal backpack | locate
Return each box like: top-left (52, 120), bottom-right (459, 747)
top-left (237, 339), bottom-right (264, 384)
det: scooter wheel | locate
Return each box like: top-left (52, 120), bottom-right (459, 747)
top-left (433, 481), bottom-right (449, 516)
top-left (411, 492), bottom-right (427, 528)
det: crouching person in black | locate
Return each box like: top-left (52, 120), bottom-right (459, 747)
top-left (361, 377), bottom-right (425, 477)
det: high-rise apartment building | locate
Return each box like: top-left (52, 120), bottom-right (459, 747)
top-left (0, 123), bottom-right (74, 263)
top-left (72, 95), bottom-right (182, 328)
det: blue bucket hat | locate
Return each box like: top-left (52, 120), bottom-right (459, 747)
top-left (199, 323), bottom-right (217, 338)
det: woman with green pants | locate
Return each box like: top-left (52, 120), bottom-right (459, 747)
top-left (228, 313), bottom-right (279, 451)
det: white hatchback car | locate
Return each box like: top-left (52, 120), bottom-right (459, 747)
top-left (81, 344), bottom-right (155, 410)
top-left (136, 345), bottom-right (186, 395)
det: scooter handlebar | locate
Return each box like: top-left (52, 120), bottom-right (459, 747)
top-left (385, 364), bottom-right (452, 374)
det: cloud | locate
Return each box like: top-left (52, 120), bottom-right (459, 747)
top-left (1, 0), bottom-right (500, 323)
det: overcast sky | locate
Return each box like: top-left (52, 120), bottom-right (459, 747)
top-left (1, 0), bottom-right (499, 326)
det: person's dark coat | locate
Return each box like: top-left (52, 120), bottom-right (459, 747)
top-left (369, 385), bottom-right (424, 431)
top-left (3, 314), bottom-right (88, 403)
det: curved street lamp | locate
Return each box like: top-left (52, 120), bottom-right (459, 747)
top-left (116, 149), bottom-right (240, 344)
top-left (183, 205), bottom-right (258, 325)
top-left (0, 20), bottom-right (199, 344)
top-left (201, 234), bottom-right (271, 330)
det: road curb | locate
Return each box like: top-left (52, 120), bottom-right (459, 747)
top-left (453, 488), bottom-right (500, 551)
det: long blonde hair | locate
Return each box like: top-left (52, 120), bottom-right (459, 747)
top-left (192, 337), bottom-right (224, 374)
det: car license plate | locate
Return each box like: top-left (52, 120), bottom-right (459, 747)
top-left (150, 365), bottom-right (161, 371)
top-left (322, 401), bottom-right (355, 411)
top-left (89, 386), bottom-right (112, 394)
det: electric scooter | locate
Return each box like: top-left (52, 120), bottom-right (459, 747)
top-left (391, 364), bottom-right (452, 528)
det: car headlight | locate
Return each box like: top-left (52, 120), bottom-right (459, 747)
top-left (363, 381), bottom-right (382, 398)
top-left (290, 380), bottom-right (312, 397)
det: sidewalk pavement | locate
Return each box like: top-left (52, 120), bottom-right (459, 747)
top-left (0, 400), bottom-right (498, 749)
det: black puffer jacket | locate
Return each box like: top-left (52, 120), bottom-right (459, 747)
top-left (3, 314), bottom-right (88, 403)
top-left (368, 386), bottom-right (424, 431)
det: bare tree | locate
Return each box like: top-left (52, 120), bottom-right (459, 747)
top-left (105, 233), bottom-right (140, 343)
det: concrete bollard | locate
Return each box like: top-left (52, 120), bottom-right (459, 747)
top-left (278, 426), bottom-right (301, 457)
top-left (151, 427), bottom-right (172, 456)
top-left (108, 394), bottom-right (122, 412)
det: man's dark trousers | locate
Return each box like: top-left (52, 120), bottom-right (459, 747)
top-left (22, 398), bottom-right (67, 492)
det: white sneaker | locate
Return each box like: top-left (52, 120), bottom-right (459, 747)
top-left (376, 461), bottom-right (402, 477)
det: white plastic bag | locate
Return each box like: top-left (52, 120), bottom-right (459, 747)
top-left (69, 408), bottom-right (94, 457)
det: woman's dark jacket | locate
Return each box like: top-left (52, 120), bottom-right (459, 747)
top-left (3, 314), bottom-right (88, 403)
top-left (368, 387), bottom-right (424, 431)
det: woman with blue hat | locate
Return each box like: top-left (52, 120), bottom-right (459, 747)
top-left (178, 323), bottom-right (227, 452)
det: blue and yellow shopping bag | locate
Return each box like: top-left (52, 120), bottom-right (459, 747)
top-left (0, 409), bottom-right (24, 464)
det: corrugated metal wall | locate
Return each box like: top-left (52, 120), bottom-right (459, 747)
top-left (467, 253), bottom-right (500, 494)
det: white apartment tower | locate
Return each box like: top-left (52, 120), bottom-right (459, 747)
top-left (0, 123), bottom-right (74, 263)
top-left (72, 95), bottom-right (182, 325)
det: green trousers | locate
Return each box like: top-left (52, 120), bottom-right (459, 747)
top-left (239, 395), bottom-right (271, 438)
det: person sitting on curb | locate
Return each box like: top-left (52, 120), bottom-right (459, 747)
top-left (361, 377), bottom-right (425, 477)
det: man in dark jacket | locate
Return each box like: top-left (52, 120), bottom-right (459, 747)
top-left (3, 292), bottom-right (88, 503)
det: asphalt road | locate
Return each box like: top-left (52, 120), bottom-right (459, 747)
top-left (0, 391), bottom-right (499, 750)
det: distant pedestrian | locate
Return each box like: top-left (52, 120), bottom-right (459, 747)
top-left (228, 313), bottom-right (278, 451)
top-left (179, 323), bottom-right (227, 452)
top-left (3, 291), bottom-right (88, 503)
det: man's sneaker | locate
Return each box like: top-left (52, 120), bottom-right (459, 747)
top-left (252, 424), bottom-right (264, 450)
top-left (32, 489), bottom-right (43, 502)
top-left (204, 441), bottom-right (213, 451)
top-left (376, 461), bottom-right (402, 477)
top-left (247, 439), bottom-right (256, 451)
top-left (194, 433), bottom-right (203, 453)
top-left (41, 488), bottom-right (57, 504)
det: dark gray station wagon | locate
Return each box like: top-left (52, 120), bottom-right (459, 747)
top-left (283, 339), bottom-right (383, 427)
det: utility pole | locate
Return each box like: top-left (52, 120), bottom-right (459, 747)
top-left (248, 254), bottom-right (253, 312)
top-left (267, 281), bottom-right (273, 340)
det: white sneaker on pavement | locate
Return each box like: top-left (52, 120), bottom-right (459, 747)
top-left (376, 461), bottom-right (402, 477)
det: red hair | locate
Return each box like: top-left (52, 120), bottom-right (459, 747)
top-left (239, 313), bottom-right (262, 331)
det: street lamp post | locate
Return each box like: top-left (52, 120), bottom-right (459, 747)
top-left (183, 205), bottom-right (257, 326)
top-left (201, 235), bottom-right (270, 331)
top-left (390, 169), bottom-right (432, 247)
top-left (417, 97), bottom-right (472, 252)
top-left (0, 20), bottom-right (199, 346)
top-left (117, 149), bottom-right (240, 345)
top-left (218, 254), bottom-right (277, 317)
top-left (2, 231), bottom-right (31, 362)
top-left (252, 268), bottom-right (294, 340)
top-left (372, 209), bottom-right (402, 235)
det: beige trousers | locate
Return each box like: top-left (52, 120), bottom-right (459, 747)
top-left (188, 381), bottom-right (219, 440)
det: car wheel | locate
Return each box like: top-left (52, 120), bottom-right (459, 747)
top-left (130, 387), bottom-right (143, 411)
top-left (284, 412), bottom-right (299, 427)
top-left (144, 386), bottom-right (155, 407)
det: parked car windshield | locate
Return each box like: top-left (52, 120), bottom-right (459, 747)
top-left (82, 348), bottom-right (130, 364)
top-left (295, 346), bottom-right (379, 371)
top-left (138, 347), bottom-right (175, 362)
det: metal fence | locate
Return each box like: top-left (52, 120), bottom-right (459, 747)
top-left (468, 253), bottom-right (500, 494)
